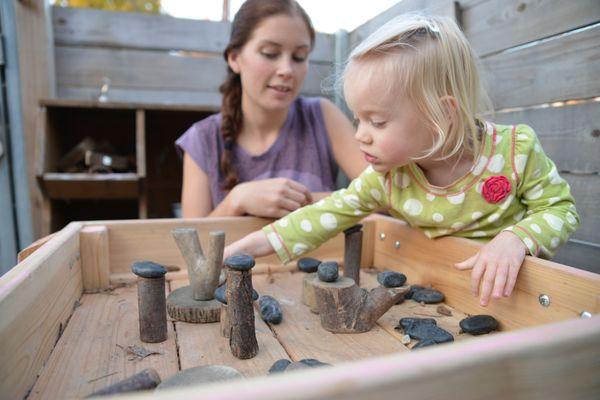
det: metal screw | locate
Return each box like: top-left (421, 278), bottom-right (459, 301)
top-left (580, 311), bottom-right (592, 318)
top-left (538, 294), bottom-right (551, 307)
top-left (379, 233), bottom-right (386, 241)
top-left (394, 241), bottom-right (401, 249)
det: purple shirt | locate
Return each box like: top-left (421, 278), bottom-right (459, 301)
top-left (176, 97), bottom-right (338, 208)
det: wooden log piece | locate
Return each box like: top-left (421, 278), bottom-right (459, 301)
top-left (166, 286), bottom-right (221, 323)
top-left (301, 273), bottom-right (319, 314)
top-left (343, 224), bottom-right (363, 286)
top-left (132, 261), bottom-right (168, 343)
top-left (220, 304), bottom-right (230, 338)
top-left (313, 277), bottom-right (409, 333)
top-left (225, 255), bottom-right (259, 360)
top-left (171, 228), bottom-right (225, 301)
top-left (85, 368), bottom-right (161, 397)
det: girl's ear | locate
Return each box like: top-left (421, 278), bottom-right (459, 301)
top-left (227, 51), bottom-right (241, 74)
top-left (440, 95), bottom-right (458, 123)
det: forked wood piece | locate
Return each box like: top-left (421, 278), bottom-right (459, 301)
top-left (313, 277), bottom-right (409, 333)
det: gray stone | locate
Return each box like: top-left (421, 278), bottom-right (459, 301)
top-left (299, 358), bottom-right (331, 367)
top-left (131, 261), bottom-right (167, 279)
top-left (259, 295), bottom-right (283, 324)
top-left (459, 315), bottom-right (499, 335)
top-left (412, 288), bottom-right (445, 304)
top-left (377, 271), bottom-right (407, 288)
top-left (224, 254), bottom-right (255, 271)
top-left (297, 257), bottom-right (321, 273)
top-left (155, 365), bottom-right (243, 391)
top-left (404, 285), bottom-right (425, 300)
top-left (396, 317), bottom-right (437, 332)
top-left (412, 339), bottom-right (438, 349)
top-left (317, 261), bottom-right (339, 282)
top-left (214, 283), bottom-right (258, 305)
top-left (268, 359), bottom-right (291, 374)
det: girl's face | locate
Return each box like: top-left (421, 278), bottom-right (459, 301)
top-left (228, 14), bottom-right (311, 112)
top-left (344, 65), bottom-right (435, 173)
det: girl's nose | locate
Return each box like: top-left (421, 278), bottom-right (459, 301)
top-left (354, 125), bottom-right (371, 144)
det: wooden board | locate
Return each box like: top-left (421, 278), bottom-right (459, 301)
top-left (562, 173), bottom-right (600, 245)
top-left (170, 280), bottom-right (289, 378)
top-left (252, 272), bottom-right (408, 364)
top-left (52, 7), bottom-right (335, 63)
top-left (42, 172), bottom-right (140, 199)
top-left (371, 216), bottom-right (600, 330)
top-left (462, 0), bottom-right (600, 56)
top-left (28, 284), bottom-right (178, 399)
top-left (482, 24), bottom-right (600, 109)
top-left (0, 223), bottom-right (83, 400)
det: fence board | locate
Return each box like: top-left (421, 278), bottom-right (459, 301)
top-left (349, 0), bottom-right (457, 49)
top-left (553, 240), bottom-right (600, 274)
top-left (56, 46), bottom-right (330, 103)
top-left (462, 0), bottom-right (600, 57)
top-left (482, 24), bottom-right (600, 109)
top-left (562, 173), bottom-right (600, 245)
top-left (491, 101), bottom-right (600, 174)
top-left (52, 7), bottom-right (335, 63)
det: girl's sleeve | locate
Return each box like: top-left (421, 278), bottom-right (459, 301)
top-left (263, 166), bottom-right (389, 263)
top-left (502, 125), bottom-right (579, 258)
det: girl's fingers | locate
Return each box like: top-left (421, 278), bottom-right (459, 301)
top-left (492, 263), bottom-right (508, 299)
top-left (504, 263), bottom-right (520, 297)
top-left (470, 260), bottom-right (486, 297)
top-left (479, 262), bottom-right (497, 307)
top-left (455, 254), bottom-right (478, 270)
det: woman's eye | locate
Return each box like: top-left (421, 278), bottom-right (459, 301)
top-left (261, 52), bottom-right (278, 59)
top-left (292, 55), bottom-right (307, 62)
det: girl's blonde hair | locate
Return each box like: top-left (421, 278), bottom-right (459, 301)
top-left (343, 13), bottom-right (493, 161)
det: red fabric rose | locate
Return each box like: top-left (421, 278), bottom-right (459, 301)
top-left (482, 176), bottom-right (511, 204)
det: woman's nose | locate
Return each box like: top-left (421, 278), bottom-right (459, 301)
top-left (276, 56), bottom-right (293, 77)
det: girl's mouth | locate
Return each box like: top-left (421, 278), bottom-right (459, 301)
top-left (363, 152), bottom-right (379, 164)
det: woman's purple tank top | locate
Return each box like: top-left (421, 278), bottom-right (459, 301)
top-left (176, 97), bottom-right (338, 208)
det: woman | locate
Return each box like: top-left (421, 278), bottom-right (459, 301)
top-left (177, 0), bottom-right (366, 218)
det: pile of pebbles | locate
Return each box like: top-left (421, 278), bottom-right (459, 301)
top-left (395, 317), bottom-right (454, 349)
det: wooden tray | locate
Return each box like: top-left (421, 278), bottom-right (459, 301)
top-left (1, 215), bottom-right (599, 399)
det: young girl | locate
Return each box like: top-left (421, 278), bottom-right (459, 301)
top-left (224, 14), bottom-right (579, 307)
top-left (176, 0), bottom-right (366, 219)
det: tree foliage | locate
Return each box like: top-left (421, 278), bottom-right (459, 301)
top-left (58, 0), bottom-right (161, 14)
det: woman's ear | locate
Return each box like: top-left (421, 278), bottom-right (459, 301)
top-left (440, 95), bottom-right (458, 123)
top-left (227, 51), bottom-right (241, 74)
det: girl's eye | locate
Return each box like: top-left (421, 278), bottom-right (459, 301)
top-left (371, 120), bottom-right (387, 128)
top-left (352, 118), bottom-right (360, 128)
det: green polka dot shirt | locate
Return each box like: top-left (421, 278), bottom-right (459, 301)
top-left (263, 122), bottom-right (580, 264)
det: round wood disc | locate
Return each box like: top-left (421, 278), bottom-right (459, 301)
top-left (166, 286), bottom-right (221, 323)
top-left (155, 365), bottom-right (243, 391)
top-left (301, 273), bottom-right (319, 314)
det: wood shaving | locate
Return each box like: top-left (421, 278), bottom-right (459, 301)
top-left (117, 344), bottom-right (162, 361)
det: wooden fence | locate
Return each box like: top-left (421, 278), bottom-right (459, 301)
top-left (46, 0), bottom-right (600, 270)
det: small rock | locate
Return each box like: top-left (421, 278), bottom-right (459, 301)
top-left (412, 339), bottom-right (438, 349)
top-left (377, 271), bottom-right (407, 288)
top-left (268, 359), bottom-right (291, 374)
top-left (317, 261), bottom-right (339, 282)
top-left (297, 257), bottom-right (321, 273)
top-left (401, 334), bottom-right (411, 345)
top-left (299, 358), bottom-right (330, 367)
top-left (404, 285), bottom-right (425, 300)
top-left (459, 315), bottom-right (499, 335)
top-left (412, 288), bottom-right (445, 304)
top-left (214, 283), bottom-right (258, 304)
top-left (224, 254), bottom-right (255, 271)
top-left (396, 317), bottom-right (437, 332)
top-left (406, 323), bottom-right (454, 344)
top-left (259, 295), bottom-right (283, 324)
top-left (131, 261), bottom-right (167, 279)
top-left (436, 305), bottom-right (452, 316)
top-left (285, 362), bottom-right (311, 372)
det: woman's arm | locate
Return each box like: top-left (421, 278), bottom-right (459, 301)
top-left (320, 98), bottom-right (368, 179)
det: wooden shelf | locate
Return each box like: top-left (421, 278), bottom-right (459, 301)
top-left (42, 173), bottom-right (140, 199)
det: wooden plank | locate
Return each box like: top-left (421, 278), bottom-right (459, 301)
top-left (462, 0), bottom-right (600, 56)
top-left (42, 172), bottom-right (140, 199)
top-left (371, 216), bottom-right (600, 330)
top-left (55, 46), bottom-right (330, 101)
top-left (482, 24), bottom-right (600, 109)
top-left (140, 315), bottom-right (600, 400)
top-left (17, 232), bottom-right (58, 263)
top-left (0, 222), bottom-right (83, 400)
top-left (170, 280), bottom-right (289, 377)
top-left (491, 101), bottom-right (600, 173)
top-left (80, 225), bottom-right (110, 292)
top-left (52, 7), bottom-right (335, 63)
top-left (40, 97), bottom-right (218, 112)
top-left (28, 284), bottom-right (178, 399)
top-left (563, 173), bottom-right (600, 244)
top-left (360, 219), bottom-right (375, 268)
top-left (136, 109), bottom-right (148, 219)
top-left (252, 272), bottom-right (407, 364)
top-left (349, 0), bottom-right (457, 49)
top-left (98, 218), bottom-right (344, 280)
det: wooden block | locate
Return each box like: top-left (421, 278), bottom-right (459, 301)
top-left (166, 285), bottom-right (220, 323)
top-left (80, 225), bottom-right (110, 292)
top-left (301, 273), bottom-right (318, 314)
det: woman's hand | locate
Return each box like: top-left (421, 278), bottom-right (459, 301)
top-left (454, 231), bottom-right (527, 307)
top-left (230, 178), bottom-right (312, 218)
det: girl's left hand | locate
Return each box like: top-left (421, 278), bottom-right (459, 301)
top-left (454, 231), bottom-right (527, 306)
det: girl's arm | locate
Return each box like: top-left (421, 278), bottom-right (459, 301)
top-left (321, 98), bottom-right (368, 179)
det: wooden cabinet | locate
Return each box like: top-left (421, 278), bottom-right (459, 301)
top-left (36, 99), bottom-right (216, 234)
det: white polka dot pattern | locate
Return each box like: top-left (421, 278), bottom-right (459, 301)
top-left (403, 199), bottom-right (423, 216)
top-left (320, 213), bottom-right (338, 230)
top-left (300, 219), bottom-right (312, 232)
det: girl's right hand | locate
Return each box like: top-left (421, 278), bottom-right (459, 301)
top-left (231, 178), bottom-right (312, 218)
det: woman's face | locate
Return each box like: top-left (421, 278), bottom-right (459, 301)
top-left (228, 14), bottom-right (311, 112)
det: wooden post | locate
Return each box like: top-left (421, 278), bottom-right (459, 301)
top-left (220, 304), bottom-right (230, 338)
top-left (344, 224), bottom-right (363, 286)
top-left (80, 225), bottom-right (110, 292)
top-left (132, 261), bottom-right (167, 343)
top-left (225, 254), bottom-right (258, 359)
top-left (301, 273), bottom-right (319, 314)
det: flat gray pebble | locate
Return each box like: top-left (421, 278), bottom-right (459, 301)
top-left (297, 257), bottom-right (321, 273)
top-left (317, 262), bottom-right (339, 282)
top-left (459, 315), bottom-right (499, 335)
top-left (377, 271), bottom-right (407, 288)
top-left (412, 288), bottom-right (445, 304)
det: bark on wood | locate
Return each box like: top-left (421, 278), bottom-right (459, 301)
top-left (344, 227), bottom-right (363, 286)
top-left (166, 286), bottom-right (220, 323)
top-left (220, 304), bottom-right (230, 338)
top-left (301, 273), bottom-right (319, 314)
top-left (227, 269), bottom-right (258, 359)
